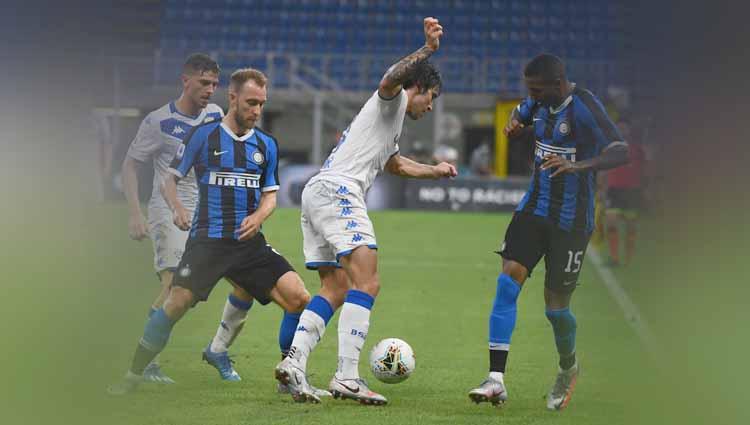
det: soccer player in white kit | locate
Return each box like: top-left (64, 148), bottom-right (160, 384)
top-left (275, 18), bottom-right (457, 405)
top-left (122, 54), bottom-right (254, 382)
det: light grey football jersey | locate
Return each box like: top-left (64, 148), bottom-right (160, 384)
top-left (126, 102), bottom-right (223, 211)
top-left (311, 89), bottom-right (407, 196)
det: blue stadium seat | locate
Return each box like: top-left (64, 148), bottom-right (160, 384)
top-left (158, 0), bottom-right (626, 94)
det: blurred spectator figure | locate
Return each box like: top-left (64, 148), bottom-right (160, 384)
top-left (433, 144), bottom-right (457, 165)
top-left (469, 142), bottom-right (493, 178)
top-left (604, 120), bottom-right (647, 267)
top-left (408, 140), bottom-right (433, 164)
top-left (433, 144), bottom-right (469, 177)
top-left (91, 110), bottom-right (114, 200)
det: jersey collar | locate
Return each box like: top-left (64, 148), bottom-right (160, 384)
top-left (549, 83), bottom-right (576, 115)
top-left (169, 101), bottom-right (203, 120)
top-left (221, 122), bottom-right (255, 142)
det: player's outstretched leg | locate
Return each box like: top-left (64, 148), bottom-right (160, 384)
top-left (545, 307), bottom-right (579, 410)
top-left (329, 291), bottom-right (386, 405)
top-left (202, 291), bottom-right (252, 381)
top-left (329, 248), bottom-right (387, 405)
top-left (469, 272), bottom-right (521, 406)
top-left (142, 270), bottom-right (177, 384)
top-left (276, 295), bottom-right (335, 399)
top-left (108, 288), bottom-right (192, 395)
top-left (142, 307), bottom-right (176, 384)
top-left (269, 271), bottom-right (326, 403)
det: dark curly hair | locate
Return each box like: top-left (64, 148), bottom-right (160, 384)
top-left (402, 59), bottom-right (442, 97)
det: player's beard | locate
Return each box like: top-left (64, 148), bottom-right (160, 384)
top-left (234, 112), bottom-right (255, 134)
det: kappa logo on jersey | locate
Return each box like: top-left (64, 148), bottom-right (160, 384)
top-left (208, 171), bottom-right (260, 188)
top-left (340, 207), bottom-right (353, 217)
top-left (172, 125), bottom-right (186, 135)
top-left (535, 141), bottom-right (577, 162)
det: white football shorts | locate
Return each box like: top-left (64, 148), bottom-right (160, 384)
top-left (148, 206), bottom-right (191, 273)
top-left (301, 179), bottom-right (377, 269)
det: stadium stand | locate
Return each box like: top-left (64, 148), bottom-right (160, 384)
top-left (157, 0), bottom-right (629, 95)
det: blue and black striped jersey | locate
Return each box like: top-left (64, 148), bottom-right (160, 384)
top-left (168, 121), bottom-right (280, 240)
top-left (515, 85), bottom-right (624, 233)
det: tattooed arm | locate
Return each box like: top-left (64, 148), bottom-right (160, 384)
top-left (378, 17), bottom-right (443, 99)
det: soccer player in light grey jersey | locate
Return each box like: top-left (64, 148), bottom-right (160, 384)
top-left (275, 18), bottom-right (457, 405)
top-left (121, 54), bottom-right (253, 383)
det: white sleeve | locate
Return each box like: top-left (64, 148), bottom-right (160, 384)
top-left (126, 113), bottom-right (161, 162)
top-left (376, 89), bottom-right (405, 117)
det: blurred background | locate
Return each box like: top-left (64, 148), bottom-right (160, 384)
top-left (0, 1), bottom-right (746, 425)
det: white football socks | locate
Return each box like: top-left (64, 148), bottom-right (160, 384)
top-left (210, 296), bottom-right (251, 353)
top-left (336, 301), bottom-right (371, 380)
top-left (287, 310), bottom-right (327, 372)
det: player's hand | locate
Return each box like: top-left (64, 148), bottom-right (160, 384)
top-left (128, 213), bottom-right (149, 241)
top-left (503, 119), bottom-right (525, 138)
top-left (433, 162), bottom-right (458, 179)
top-left (172, 205), bottom-right (192, 231)
top-left (424, 17), bottom-right (443, 51)
top-left (238, 215), bottom-right (262, 241)
top-left (541, 154), bottom-right (578, 178)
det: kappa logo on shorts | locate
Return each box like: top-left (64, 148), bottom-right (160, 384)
top-left (340, 207), bottom-right (353, 217)
top-left (178, 265), bottom-right (191, 278)
top-left (345, 220), bottom-right (358, 230)
top-left (336, 186), bottom-right (349, 195)
top-left (339, 199), bottom-right (352, 206)
top-left (352, 233), bottom-right (364, 242)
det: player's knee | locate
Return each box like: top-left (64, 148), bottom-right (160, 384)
top-left (356, 276), bottom-right (380, 297)
top-left (501, 261), bottom-right (528, 284)
top-left (494, 274), bottom-right (522, 309)
top-left (545, 308), bottom-right (577, 334)
top-left (287, 280), bottom-right (311, 313)
top-left (164, 287), bottom-right (193, 317)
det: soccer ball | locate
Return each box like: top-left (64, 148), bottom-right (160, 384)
top-left (369, 338), bottom-right (415, 384)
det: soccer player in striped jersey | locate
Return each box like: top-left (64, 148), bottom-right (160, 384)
top-left (109, 68), bottom-right (316, 396)
top-left (469, 54), bottom-right (629, 410)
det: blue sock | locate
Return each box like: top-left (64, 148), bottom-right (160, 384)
top-left (306, 295), bottom-right (335, 324)
top-left (545, 308), bottom-right (577, 369)
top-left (488, 274), bottom-right (521, 372)
top-left (148, 307), bottom-right (157, 319)
top-left (279, 311), bottom-right (301, 356)
top-left (131, 308), bottom-right (176, 374)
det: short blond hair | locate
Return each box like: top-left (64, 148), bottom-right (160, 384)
top-left (230, 68), bottom-right (268, 92)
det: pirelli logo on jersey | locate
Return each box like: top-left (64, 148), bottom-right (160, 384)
top-left (208, 171), bottom-right (260, 188)
top-left (535, 141), bottom-right (577, 162)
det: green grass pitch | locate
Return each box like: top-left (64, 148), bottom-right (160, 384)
top-left (2, 205), bottom-right (650, 425)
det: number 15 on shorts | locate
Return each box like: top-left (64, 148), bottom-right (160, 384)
top-left (564, 250), bottom-right (583, 273)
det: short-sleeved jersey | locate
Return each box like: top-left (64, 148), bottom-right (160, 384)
top-left (310, 89), bottom-right (407, 196)
top-left (515, 85), bottom-right (625, 233)
top-left (168, 121), bottom-right (281, 240)
top-left (126, 102), bottom-right (223, 210)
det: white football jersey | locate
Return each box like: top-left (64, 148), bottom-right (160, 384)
top-left (311, 89), bottom-right (408, 195)
top-left (126, 102), bottom-right (223, 211)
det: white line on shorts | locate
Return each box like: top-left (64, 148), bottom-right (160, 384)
top-left (586, 247), bottom-right (660, 359)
